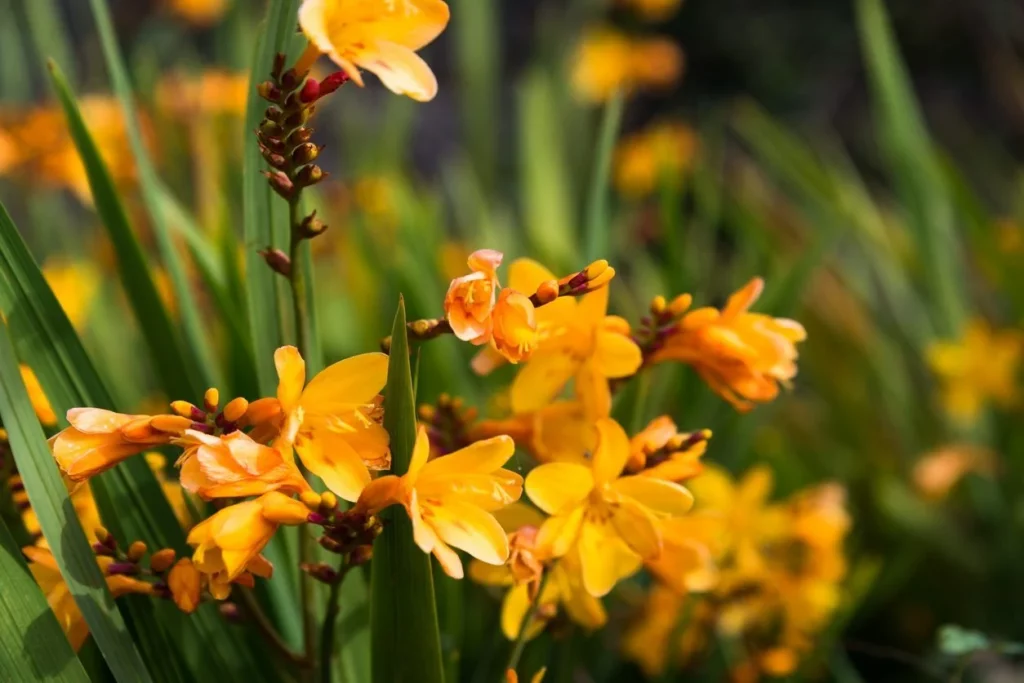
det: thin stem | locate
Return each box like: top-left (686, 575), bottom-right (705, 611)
top-left (237, 587), bottom-right (310, 668)
top-left (319, 564), bottom-right (351, 683)
top-left (505, 569), bottom-right (551, 675)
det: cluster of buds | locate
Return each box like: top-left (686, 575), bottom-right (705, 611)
top-left (632, 294), bottom-right (693, 363)
top-left (301, 492), bottom-right (381, 584)
top-left (418, 394), bottom-right (479, 456)
top-left (256, 53), bottom-right (349, 275)
top-left (92, 527), bottom-right (203, 613)
top-left (626, 416), bottom-right (711, 483)
top-left (529, 259), bottom-right (616, 306)
top-left (171, 387), bottom-right (248, 437)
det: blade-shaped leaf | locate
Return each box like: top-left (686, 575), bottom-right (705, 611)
top-left (0, 202), bottom-right (272, 681)
top-left (0, 318), bottom-right (152, 683)
top-left (0, 515), bottom-right (90, 682)
top-left (371, 297), bottom-right (445, 683)
top-left (583, 90), bottom-right (624, 262)
top-left (85, 0), bottom-right (222, 392)
top-left (45, 60), bottom-right (201, 402)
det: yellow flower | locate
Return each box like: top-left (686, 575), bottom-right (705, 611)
top-left (175, 430), bottom-right (310, 500)
top-left (20, 365), bottom-right (57, 426)
top-left (245, 346), bottom-right (390, 503)
top-left (652, 278), bottom-right (807, 411)
top-left (445, 249), bottom-right (503, 344)
top-left (298, 0), bottom-right (451, 102)
top-left (495, 259), bottom-right (641, 420)
top-left (42, 259), bottom-right (99, 330)
top-left (51, 409), bottom-right (191, 481)
top-left (926, 318), bottom-right (1023, 423)
top-left (913, 444), bottom-right (995, 500)
top-left (187, 491), bottom-right (309, 599)
top-left (614, 122), bottom-right (697, 198)
top-left (622, 584), bottom-right (715, 676)
top-left (356, 426), bottom-right (522, 579)
top-left (24, 546), bottom-right (154, 651)
top-left (167, 558), bottom-right (202, 614)
top-left (154, 70), bottom-right (249, 118)
top-left (166, 0), bottom-right (228, 26)
top-left (471, 399), bottom-right (596, 466)
top-left (526, 418), bottom-right (694, 596)
top-left (571, 28), bottom-right (684, 102)
top-left (491, 289), bottom-right (539, 363)
top-left (626, 415), bottom-right (710, 482)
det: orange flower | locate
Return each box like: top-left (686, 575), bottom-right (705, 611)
top-left (627, 416), bottom-right (711, 482)
top-left (51, 408), bottom-right (190, 481)
top-left (912, 444), bottom-right (995, 500)
top-left (652, 278), bottom-right (806, 411)
top-left (187, 491), bottom-right (309, 599)
top-left (175, 430), bottom-right (310, 500)
top-left (444, 249), bottom-right (503, 344)
top-left (492, 289), bottom-right (539, 363)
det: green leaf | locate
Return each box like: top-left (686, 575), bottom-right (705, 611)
top-left (0, 202), bottom-right (271, 682)
top-left (371, 297), bottom-right (446, 683)
top-left (857, 0), bottom-right (966, 337)
top-left (85, 0), bottom-right (222, 392)
top-left (0, 515), bottom-right (90, 682)
top-left (244, 0), bottom-right (302, 396)
top-left (0, 318), bottom-right (152, 682)
top-left (583, 91), bottom-right (624, 262)
top-left (45, 61), bottom-right (201, 402)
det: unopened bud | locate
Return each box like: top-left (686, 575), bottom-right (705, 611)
top-left (295, 164), bottom-right (325, 187)
top-left (264, 106), bottom-right (283, 122)
top-left (418, 404), bottom-right (436, 421)
top-left (169, 559), bottom-right (202, 614)
top-left (127, 541), bottom-right (148, 563)
top-left (95, 526), bottom-right (113, 547)
top-left (534, 280), bottom-right (559, 305)
top-left (287, 127), bottom-right (313, 146)
top-left (263, 170), bottom-right (294, 199)
top-left (204, 388), bottom-right (220, 413)
top-left (258, 119), bottom-right (283, 137)
top-left (318, 536), bottom-right (344, 554)
top-left (150, 415), bottom-right (191, 435)
top-left (261, 147), bottom-right (287, 169)
top-left (271, 53), bottom-right (286, 80)
top-left (257, 81), bottom-right (280, 102)
top-left (149, 548), bottom-right (177, 573)
top-left (317, 71), bottom-right (350, 97)
top-left (299, 78), bottom-right (320, 103)
top-left (320, 492), bottom-right (338, 513)
top-left (349, 545), bottom-right (373, 566)
top-left (170, 400), bottom-right (204, 421)
top-left (280, 68), bottom-right (301, 92)
top-left (92, 542), bottom-right (116, 557)
top-left (106, 562), bottom-right (140, 576)
top-left (291, 142), bottom-right (321, 165)
top-left (667, 293), bottom-right (692, 317)
top-left (219, 602), bottom-right (243, 622)
top-left (650, 295), bottom-right (667, 316)
top-left (285, 107), bottom-right (311, 127)
top-left (222, 397), bottom-right (249, 423)
top-left (298, 211), bottom-right (328, 239)
top-left (300, 491), bottom-right (322, 510)
top-left (259, 248), bottom-right (292, 277)
top-left (585, 259), bottom-right (609, 280)
top-left (301, 562), bottom-right (339, 584)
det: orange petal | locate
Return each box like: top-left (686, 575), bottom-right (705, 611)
top-left (274, 346), bottom-right (306, 414)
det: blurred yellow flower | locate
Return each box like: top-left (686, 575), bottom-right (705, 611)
top-left (913, 444), bottom-right (995, 500)
top-left (626, 415), bottom-right (710, 482)
top-left (471, 398), bottom-right (597, 466)
top-left (245, 346), bottom-right (390, 502)
top-left (20, 365), bottom-right (57, 427)
top-left (188, 491), bottom-right (309, 599)
top-left (175, 430), bottom-right (310, 500)
top-left (43, 259), bottom-right (99, 330)
top-left (500, 259), bottom-right (641, 420)
top-left (154, 70), bottom-right (249, 118)
top-left (356, 425), bottom-right (522, 579)
top-left (616, 0), bottom-right (683, 22)
top-left (614, 122), bottom-right (697, 198)
top-left (526, 418), bottom-right (694, 596)
top-left (298, 0), bottom-right (451, 102)
top-left (51, 408), bottom-right (190, 481)
top-left (622, 584), bottom-right (715, 676)
top-left (166, 0), bottom-right (228, 26)
top-left (24, 546), bottom-right (154, 650)
top-left (926, 318), bottom-right (1023, 423)
top-left (571, 27), bottom-right (684, 102)
top-left (652, 278), bottom-right (807, 411)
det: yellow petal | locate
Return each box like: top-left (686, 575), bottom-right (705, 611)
top-left (294, 433), bottom-right (371, 503)
top-left (525, 463), bottom-right (593, 514)
top-left (611, 477), bottom-right (694, 516)
top-left (66, 408), bottom-right (135, 434)
top-left (417, 471), bottom-right (523, 511)
top-left (534, 506), bottom-right (584, 558)
top-left (407, 425), bottom-right (431, 480)
top-left (511, 352), bottom-right (577, 414)
top-left (354, 41), bottom-right (439, 102)
top-left (577, 521), bottom-right (641, 597)
top-left (591, 418), bottom-right (630, 485)
top-left (492, 502), bottom-right (547, 533)
top-left (610, 496), bottom-right (661, 559)
top-left (575, 285), bottom-right (609, 327)
top-left (429, 499), bottom-right (509, 566)
top-left (501, 581), bottom-right (558, 641)
top-left (354, 475), bottom-right (404, 515)
top-left (554, 560), bottom-right (607, 630)
top-left (468, 559), bottom-right (514, 587)
top-left (508, 258), bottom-right (557, 294)
top-left (300, 352), bottom-right (388, 412)
top-left (420, 435), bottom-right (516, 478)
top-left (593, 329), bottom-right (642, 378)
top-left (274, 346), bottom-right (306, 414)
top-left (574, 360), bottom-right (611, 420)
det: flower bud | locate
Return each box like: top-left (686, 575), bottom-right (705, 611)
top-left (295, 164), bottom-right (325, 187)
top-left (317, 71), bottom-right (350, 97)
top-left (534, 280), bottom-right (559, 305)
top-left (300, 491), bottom-right (322, 510)
top-left (149, 548), bottom-right (177, 573)
top-left (203, 388), bottom-right (220, 413)
top-left (668, 293), bottom-right (692, 317)
top-left (219, 602), bottom-right (243, 623)
top-left (318, 535), bottom-right (343, 554)
top-left (258, 119), bottom-right (283, 137)
top-left (298, 211), bottom-right (328, 239)
top-left (127, 541), bottom-right (148, 563)
top-left (222, 397), bottom-right (249, 424)
top-left (299, 78), bottom-right (320, 103)
top-left (271, 52), bottom-right (286, 80)
top-left (261, 147), bottom-right (287, 170)
top-left (92, 542), bottom-right (116, 557)
top-left (301, 562), bottom-right (338, 584)
top-left (320, 492), bottom-right (338, 512)
top-left (171, 400), bottom-right (204, 421)
top-left (168, 559), bottom-right (202, 614)
top-left (349, 545), bottom-right (373, 566)
top-left (150, 415), bottom-right (191, 435)
top-left (291, 142), bottom-right (320, 166)
top-left (106, 562), bottom-right (140, 576)
top-left (258, 248), bottom-right (292, 277)
top-left (285, 107), bottom-right (311, 128)
top-left (264, 106), bottom-right (283, 122)
top-left (263, 170), bottom-right (294, 199)
top-left (257, 81), bottom-right (280, 102)
top-left (650, 295), bottom-right (667, 316)
top-left (95, 526), bottom-right (114, 548)
top-left (287, 127), bottom-right (313, 146)
top-left (280, 68), bottom-right (301, 92)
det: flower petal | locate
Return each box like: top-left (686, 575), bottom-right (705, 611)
top-left (508, 258), bottom-right (557, 294)
top-left (294, 433), bottom-right (371, 503)
top-left (525, 463), bottom-right (593, 515)
top-left (591, 418), bottom-right (630, 485)
top-left (429, 499), bottom-right (509, 566)
top-left (609, 496), bottom-right (661, 559)
top-left (593, 329), bottom-right (642, 378)
top-left (510, 351), bottom-right (577, 414)
top-left (407, 425), bottom-right (431, 480)
top-left (355, 41), bottom-right (439, 102)
top-left (421, 435), bottom-right (516, 478)
top-left (66, 408), bottom-right (136, 434)
top-left (577, 521), bottom-right (641, 597)
top-left (274, 346), bottom-right (306, 414)
top-left (534, 506), bottom-right (584, 558)
top-left (611, 476), bottom-right (694, 517)
top-left (301, 352), bottom-right (388, 412)
top-left (576, 285), bottom-right (609, 328)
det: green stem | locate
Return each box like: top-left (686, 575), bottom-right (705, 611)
top-left (237, 587), bottom-right (310, 668)
top-left (505, 569), bottom-right (551, 676)
top-left (319, 565), bottom-right (350, 683)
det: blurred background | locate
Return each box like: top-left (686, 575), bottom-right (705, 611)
top-left (2, 0), bottom-right (1024, 681)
